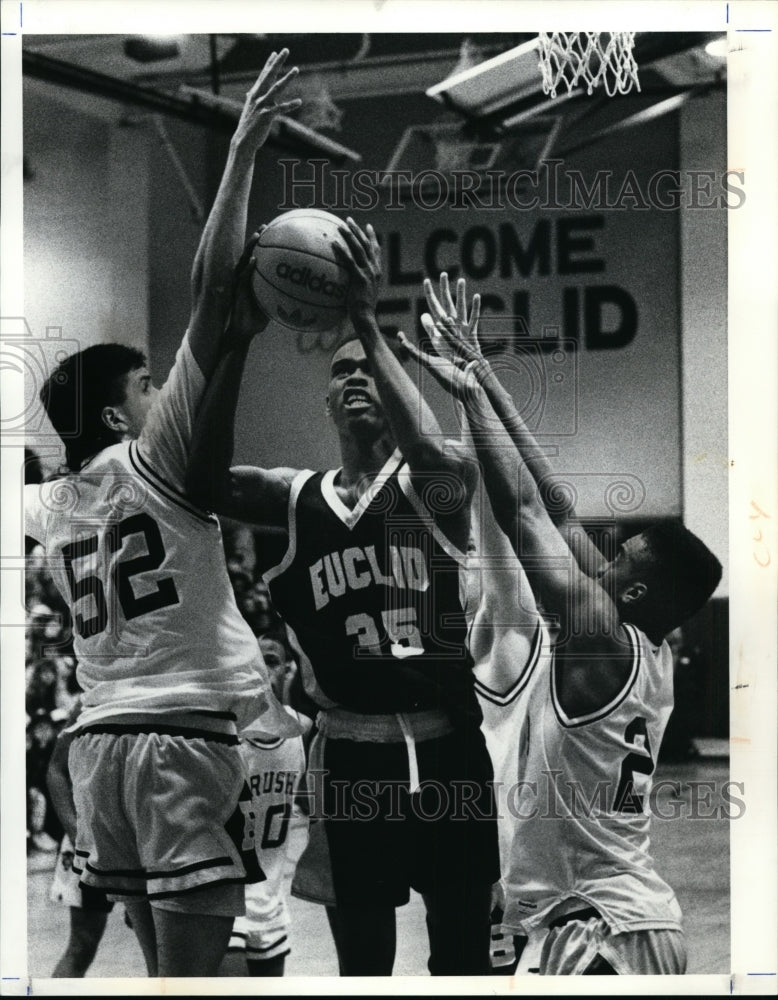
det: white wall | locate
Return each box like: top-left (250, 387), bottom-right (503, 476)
top-left (22, 81), bottom-right (150, 473)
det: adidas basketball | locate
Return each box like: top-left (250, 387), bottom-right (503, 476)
top-left (251, 209), bottom-right (351, 333)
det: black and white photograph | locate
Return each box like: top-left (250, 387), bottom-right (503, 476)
top-left (1, 0), bottom-right (776, 993)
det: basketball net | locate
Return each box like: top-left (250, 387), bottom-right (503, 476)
top-left (537, 32), bottom-right (640, 99)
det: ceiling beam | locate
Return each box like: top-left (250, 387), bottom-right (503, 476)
top-left (22, 50), bottom-right (361, 163)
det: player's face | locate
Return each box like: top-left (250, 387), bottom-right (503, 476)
top-left (260, 638), bottom-right (291, 701)
top-left (596, 533), bottom-right (651, 599)
top-left (326, 340), bottom-right (385, 433)
top-left (117, 367), bottom-right (159, 438)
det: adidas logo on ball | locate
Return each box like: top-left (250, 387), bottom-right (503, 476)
top-left (276, 262), bottom-right (346, 300)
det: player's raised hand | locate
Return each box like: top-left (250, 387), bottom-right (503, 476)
top-left (396, 330), bottom-right (481, 405)
top-left (423, 273), bottom-right (483, 365)
top-left (332, 217), bottom-right (382, 323)
top-left (233, 48), bottom-right (302, 153)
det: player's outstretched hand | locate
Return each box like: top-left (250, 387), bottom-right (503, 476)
top-left (332, 217), bottom-right (382, 324)
top-left (396, 330), bottom-right (481, 407)
top-left (233, 48), bottom-right (302, 154)
top-left (225, 230), bottom-right (270, 346)
top-left (422, 272), bottom-right (484, 367)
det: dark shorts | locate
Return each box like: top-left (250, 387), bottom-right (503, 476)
top-left (293, 727), bottom-right (500, 907)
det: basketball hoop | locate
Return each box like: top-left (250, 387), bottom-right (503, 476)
top-left (537, 32), bottom-right (641, 99)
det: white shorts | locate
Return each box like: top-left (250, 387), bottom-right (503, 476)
top-left (539, 913), bottom-right (687, 975)
top-left (69, 722), bottom-right (263, 916)
top-left (50, 834), bottom-right (113, 912)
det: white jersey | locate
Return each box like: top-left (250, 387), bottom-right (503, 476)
top-left (503, 622), bottom-right (682, 936)
top-left (232, 715), bottom-right (310, 960)
top-left (474, 617), bottom-right (549, 870)
top-left (24, 336), bottom-right (278, 733)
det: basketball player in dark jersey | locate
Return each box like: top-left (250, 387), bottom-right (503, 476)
top-left (186, 220), bottom-right (499, 975)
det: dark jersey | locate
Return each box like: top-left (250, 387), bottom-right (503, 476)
top-left (264, 452), bottom-right (480, 726)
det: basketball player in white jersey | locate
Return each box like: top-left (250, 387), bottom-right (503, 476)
top-left (220, 632), bottom-right (311, 977)
top-left (410, 275), bottom-right (606, 974)
top-left (401, 275), bottom-right (722, 976)
top-left (466, 446), bottom-right (545, 976)
top-left (24, 51), bottom-right (303, 977)
top-left (185, 224), bottom-right (500, 975)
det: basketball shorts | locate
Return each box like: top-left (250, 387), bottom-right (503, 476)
top-left (292, 726), bottom-right (499, 907)
top-left (69, 722), bottom-right (264, 916)
top-left (50, 834), bottom-right (113, 913)
top-left (539, 911), bottom-right (687, 975)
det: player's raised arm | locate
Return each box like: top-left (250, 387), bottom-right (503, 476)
top-left (423, 273), bottom-right (609, 579)
top-left (139, 53), bottom-right (300, 499)
top-left (404, 336), bottom-right (634, 713)
top-left (332, 219), bottom-right (476, 534)
top-left (187, 49), bottom-right (301, 379)
top-left (185, 248), bottom-right (296, 527)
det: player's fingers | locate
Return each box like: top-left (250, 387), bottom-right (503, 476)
top-left (420, 314), bottom-right (450, 358)
top-left (366, 223), bottom-right (382, 266)
top-left (440, 272), bottom-right (457, 318)
top-left (249, 51), bottom-right (279, 95)
top-left (330, 240), bottom-right (353, 270)
top-left (433, 313), bottom-right (471, 358)
top-left (345, 217), bottom-right (371, 252)
top-left (266, 98), bottom-right (302, 118)
top-left (396, 331), bottom-right (422, 362)
top-left (424, 277), bottom-right (448, 326)
top-left (339, 222), bottom-right (369, 268)
top-left (455, 278), bottom-right (468, 326)
top-left (262, 66), bottom-right (299, 101)
top-left (468, 293), bottom-right (482, 346)
top-left (265, 48), bottom-right (289, 82)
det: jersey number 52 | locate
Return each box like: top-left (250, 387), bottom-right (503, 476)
top-left (60, 513), bottom-right (179, 638)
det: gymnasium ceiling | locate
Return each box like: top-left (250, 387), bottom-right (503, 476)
top-left (22, 32), bottom-right (728, 167)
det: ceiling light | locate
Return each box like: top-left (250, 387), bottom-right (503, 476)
top-left (704, 37), bottom-right (728, 59)
top-left (123, 36), bottom-right (182, 63)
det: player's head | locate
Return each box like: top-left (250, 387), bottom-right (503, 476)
top-left (259, 630), bottom-right (296, 703)
top-left (40, 344), bottom-right (157, 471)
top-left (325, 335), bottom-right (387, 438)
top-left (597, 522), bottom-right (722, 637)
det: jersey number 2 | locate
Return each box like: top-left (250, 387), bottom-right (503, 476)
top-left (61, 513), bottom-right (179, 637)
top-left (613, 716), bottom-right (655, 813)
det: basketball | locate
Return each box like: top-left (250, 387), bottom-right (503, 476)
top-left (251, 209), bottom-right (350, 332)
